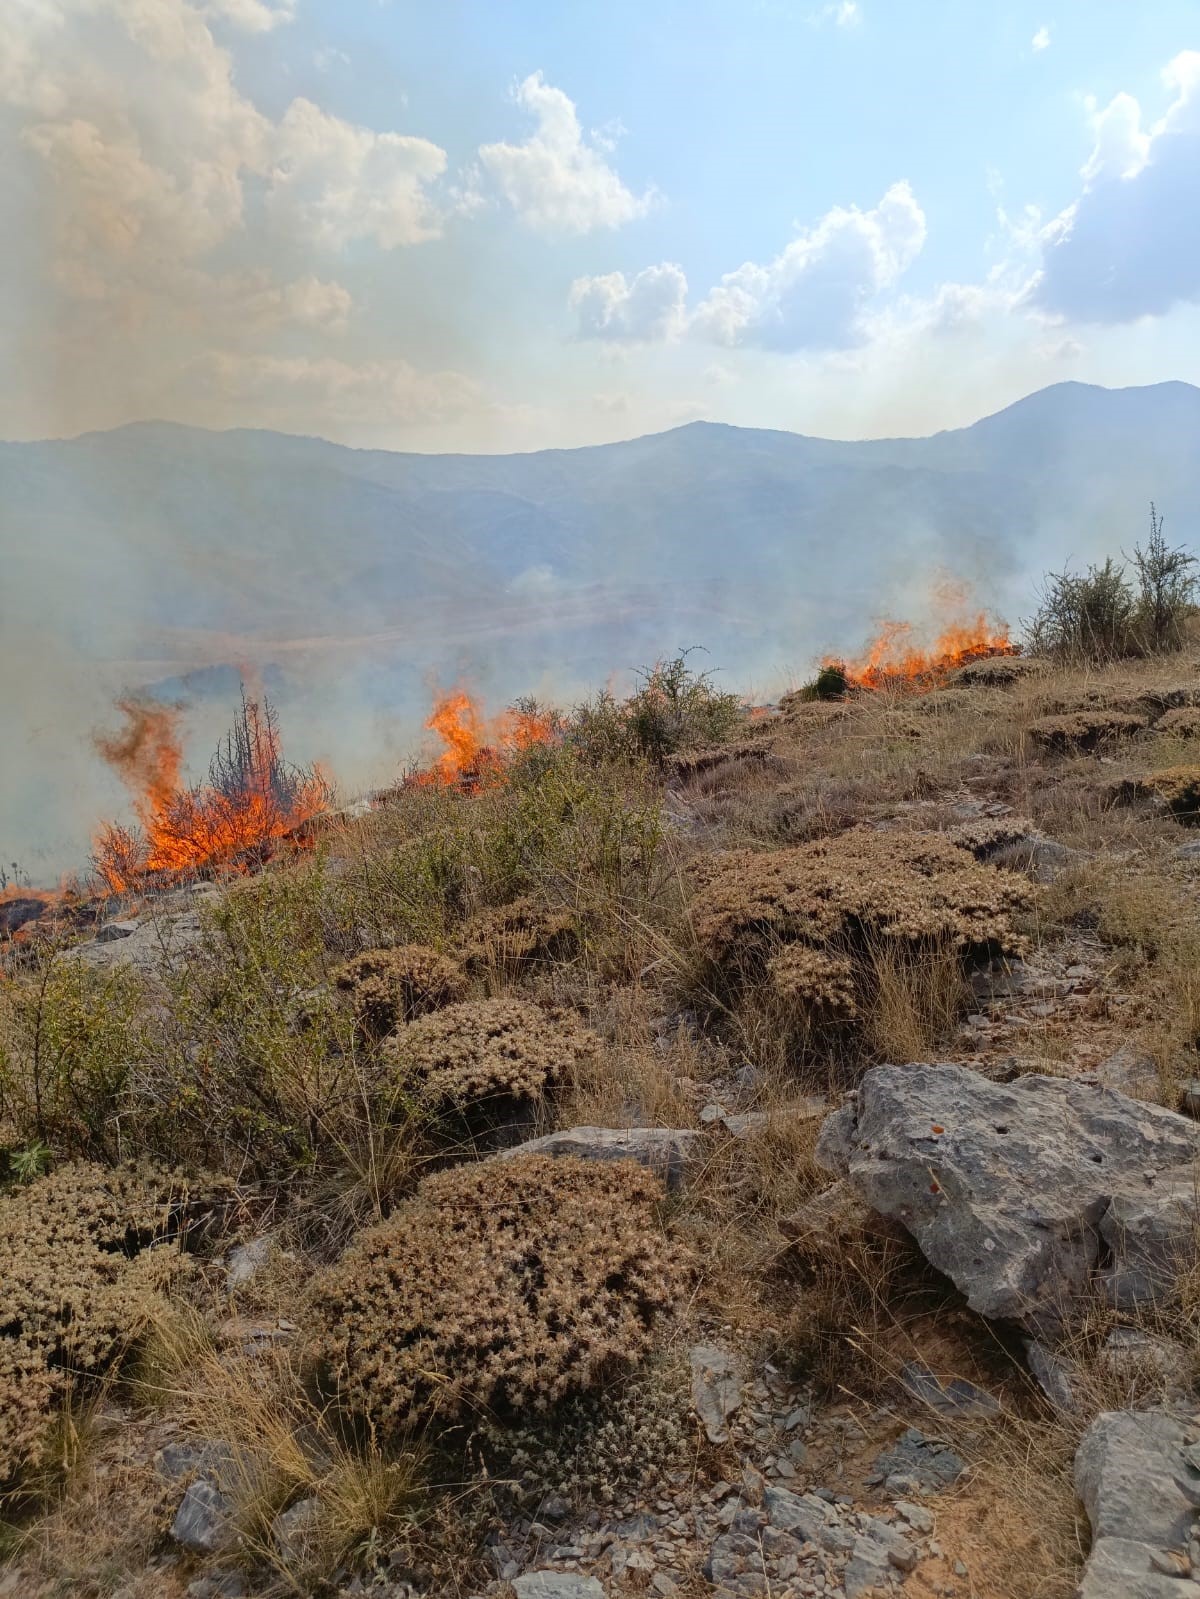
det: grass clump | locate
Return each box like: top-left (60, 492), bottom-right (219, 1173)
top-left (0, 1162), bottom-right (204, 1486)
top-left (383, 996), bottom-right (595, 1116)
top-left (457, 897), bottom-right (578, 977)
top-left (1120, 765), bottom-right (1200, 824)
top-left (334, 944), bottom-right (467, 1038)
top-left (571, 650), bottom-right (741, 767)
top-left (1156, 706), bottom-right (1200, 738)
top-left (311, 1154), bottom-right (682, 1432)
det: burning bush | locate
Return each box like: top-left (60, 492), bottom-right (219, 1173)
top-left (1029, 710), bottom-right (1148, 754)
top-left (689, 826), bottom-right (1034, 1025)
top-left (0, 1162), bottom-right (202, 1484)
top-left (334, 945), bottom-right (467, 1037)
top-left (310, 1154), bottom-right (681, 1431)
top-left (457, 898), bottom-right (578, 975)
top-left (382, 996), bottom-right (594, 1116)
top-left (93, 691), bottom-right (330, 894)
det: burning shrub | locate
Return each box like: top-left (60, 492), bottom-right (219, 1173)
top-left (334, 945), bottom-right (467, 1037)
top-left (310, 1154), bottom-right (681, 1430)
top-left (382, 997), bottom-right (594, 1115)
top-left (458, 898), bottom-right (578, 976)
top-left (689, 827), bottom-right (1033, 1026)
top-left (0, 1162), bottom-right (201, 1484)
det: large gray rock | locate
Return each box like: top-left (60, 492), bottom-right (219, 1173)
top-left (171, 1477), bottom-right (233, 1555)
top-left (494, 1125), bottom-right (703, 1189)
top-left (818, 1063), bottom-right (1200, 1328)
top-left (511, 1576), bottom-right (606, 1599)
top-left (1075, 1411), bottom-right (1200, 1598)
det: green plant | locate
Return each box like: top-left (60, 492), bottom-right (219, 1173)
top-left (1026, 557), bottom-right (1135, 662)
top-left (1129, 503), bottom-right (1196, 653)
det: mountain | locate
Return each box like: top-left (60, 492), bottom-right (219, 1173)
top-left (3, 380), bottom-right (1199, 868)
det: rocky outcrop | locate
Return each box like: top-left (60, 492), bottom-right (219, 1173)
top-left (818, 1063), bottom-right (1200, 1328)
top-left (1075, 1411), bottom-right (1200, 1598)
top-left (493, 1125), bottom-right (703, 1189)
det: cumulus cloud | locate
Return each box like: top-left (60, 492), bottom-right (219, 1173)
top-left (569, 263), bottom-right (688, 341)
top-left (1031, 25), bottom-right (1050, 53)
top-left (691, 181), bottom-right (926, 350)
top-left (478, 72), bottom-right (654, 233)
top-left (270, 98), bottom-right (446, 249)
top-left (203, 0), bottom-right (295, 31)
top-left (1034, 51), bottom-right (1200, 323)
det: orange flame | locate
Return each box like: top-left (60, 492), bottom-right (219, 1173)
top-left (411, 689), bottom-right (557, 791)
top-left (830, 609), bottom-right (1018, 691)
top-left (92, 695), bottom-right (330, 894)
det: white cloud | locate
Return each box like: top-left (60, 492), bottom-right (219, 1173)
top-left (1031, 25), bottom-right (1050, 53)
top-left (203, 0), bottom-right (295, 31)
top-left (1034, 51), bottom-right (1200, 323)
top-left (569, 263), bottom-right (688, 341)
top-left (811, 2), bottom-right (862, 27)
top-left (691, 181), bottom-right (926, 350)
top-left (270, 98), bottom-right (446, 249)
top-left (478, 71), bottom-right (654, 233)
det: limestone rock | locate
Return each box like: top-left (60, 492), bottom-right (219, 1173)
top-left (1075, 1411), bottom-right (1200, 1598)
top-left (511, 1575), bottom-right (606, 1599)
top-left (171, 1477), bottom-right (233, 1555)
top-left (690, 1344), bottom-right (742, 1444)
top-left (494, 1125), bottom-right (703, 1189)
top-left (818, 1063), bottom-right (1200, 1328)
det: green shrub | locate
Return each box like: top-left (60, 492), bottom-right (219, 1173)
top-left (311, 1154), bottom-right (682, 1431)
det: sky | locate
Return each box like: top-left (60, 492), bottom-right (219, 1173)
top-left (3, 0), bottom-right (1200, 451)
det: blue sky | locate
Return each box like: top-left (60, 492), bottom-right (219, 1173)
top-left (4, 0), bottom-right (1200, 449)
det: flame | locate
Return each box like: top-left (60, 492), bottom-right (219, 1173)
top-left (92, 694), bottom-right (330, 893)
top-left (830, 610), bottom-right (1018, 691)
top-left (411, 689), bottom-right (557, 791)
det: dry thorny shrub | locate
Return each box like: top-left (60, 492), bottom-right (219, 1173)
top-left (0, 1162), bottom-right (209, 1485)
top-left (456, 897), bottom-right (578, 977)
top-left (310, 1153), bottom-right (683, 1433)
top-left (334, 944), bottom-right (467, 1038)
top-left (688, 825), bottom-right (1033, 1038)
top-left (382, 995), bottom-right (596, 1116)
top-left (1028, 709), bottom-right (1148, 753)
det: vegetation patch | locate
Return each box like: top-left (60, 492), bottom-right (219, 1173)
top-left (1028, 710), bottom-right (1148, 753)
top-left (457, 898), bottom-right (577, 976)
top-left (0, 1162), bottom-right (204, 1485)
top-left (383, 996), bottom-right (595, 1115)
top-left (690, 826), bottom-right (1033, 1028)
top-left (1156, 706), bottom-right (1200, 739)
top-left (334, 945), bottom-right (467, 1037)
top-left (950, 655), bottom-right (1040, 687)
top-left (310, 1154), bottom-right (681, 1431)
top-left (1116, 765), bottom-right (1200, 823)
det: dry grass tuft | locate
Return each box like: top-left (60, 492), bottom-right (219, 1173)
top-left (1028, 709), bottom-right (1148, 753)
top-left (457, 897), bottom-right (578, 978)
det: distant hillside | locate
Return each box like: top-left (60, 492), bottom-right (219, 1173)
top-left (3, 380), bottom-right (1199, 868)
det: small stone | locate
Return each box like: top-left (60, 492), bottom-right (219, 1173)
top-left (511, 1575), bottom-right (606, 1599)
top-left (691, 1344), bottom-right (742, 1444)
top-left (894, 1502), bottom-right (934, 1535)
top-left (171, 1478), bottom-right (233, 1555)
top-left (954, 1560), bottom-right (968, 1576)
top-left (900, 1362), bottom-right (1001, 1417)
top-left (225, 1234), bottom-right (273, 1290)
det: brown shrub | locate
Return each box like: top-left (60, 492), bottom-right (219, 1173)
top-left (1156, 707), bottom-right (1200, 738)
top-left (310, 1154), bottom-right (681, 1430)
top-left (691, 826), bottom-right (1033, 967)
top-left (334, 945), bottom-right (467, 1037)
top-left (667, 738), bottom-right (779, 784)
top-left (767, 944), bottom-right (857, 1018)
top-left (1117, 765), bottom-right (1200, 823)
top-left (0, 1163), bottom-right (201, 1483)
top-left (1028, 710), bottom-right (1148, 753)
top-left (950, 655), bottom-right (1040, 688)
top-left (950, 816), bottom-right (1041, 860)
top-left (457, 898), bottom-right (577, 976)
top-left (382, 996), bottom-right (595, 1115)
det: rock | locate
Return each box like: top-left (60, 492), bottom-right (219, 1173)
top-left (991, 836), bottom-right (1090, 884)
top-left (171, 1477), bottom-right (233, 1555)
top-left (762, 1486), bottom-right (853, 1552)
top-left (844, 1537), bottom-right (895, 1598)
top-left (494, 1125), bottom-right (703, 1190)
top-left (185, 1577), bottom-right (246, 1599)
top-left (1099, 1327), bottom-right (1193, 1399)
top-left (1094, 1044), bottom-right (1160, 1101)
top-left (94, 919), bottom-right (140, 942)
top-left (1076, 1411), bottom-right (1200, 1598)
top-left (511, 1576), bottom-right (607, 1599)
top-left (1024, 1339), bottom-right (1079, 1412)
top-left (70, 902), bottom-right (209, 974)
top-left (899, 1361), bottom-right (1000, 1417)
top-left (1182, 1082), bottom-right (1200, 1119)
top-left (894, 1502), bottom-right (934, 1535)
top-left (226, 1234), bottom-right (273, 1290)
top-left (273, 1495), bottom-right (321, 1562)
top-left (818, 1062), bottom-right (1200, 1328)
top-left (870, 1429), bottom-right (965, 1495)
top-left (1175, 840), bottom-right (1200, 862)
top-left (689, 1344), bottom-right (742, 1444)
